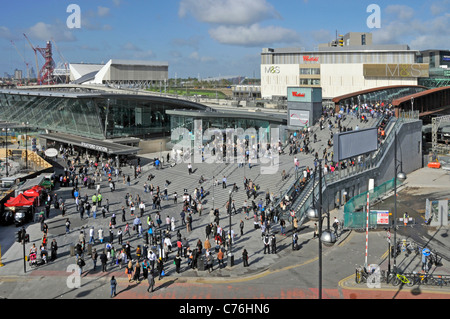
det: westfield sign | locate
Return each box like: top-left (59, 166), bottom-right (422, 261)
top-left (303, 56), bottom-right (319, 62)
top-left (292, 92), bottom-right (305, 98)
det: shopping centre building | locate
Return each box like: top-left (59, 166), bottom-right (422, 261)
top-left (260, 32), bottom-right (449, 101)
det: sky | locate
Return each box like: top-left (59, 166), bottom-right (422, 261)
top-left (1, 0), bottom-right (449, 79)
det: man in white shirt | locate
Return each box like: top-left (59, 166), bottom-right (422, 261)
top-left (139, 201), bottom-right (145, 217)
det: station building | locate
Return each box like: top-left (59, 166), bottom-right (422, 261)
top-left (0, 85), bottom-right (287, 158)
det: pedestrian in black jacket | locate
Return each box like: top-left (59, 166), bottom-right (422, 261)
top-left (100, 252), bottom-right (108, 272)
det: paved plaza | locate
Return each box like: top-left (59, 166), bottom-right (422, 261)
top-left (4, 112), bottom-right (448, 299)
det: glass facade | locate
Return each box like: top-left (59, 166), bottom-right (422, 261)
top-left (0, 91), bottom-right (207, 140)
top-left (168, 111), bottom-right (278, 145)
top-left (335, 87), bottom-right (428, 107)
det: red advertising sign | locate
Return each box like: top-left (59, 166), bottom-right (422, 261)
top-left (292, 92), bottom-right (306, 98)
top-left (303, 56), bottom-right (319, 62)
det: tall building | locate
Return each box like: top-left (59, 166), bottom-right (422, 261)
top-left (260, 32), bottom-right (429, 100)
top-left (14, 69), bottom-right (23, 81)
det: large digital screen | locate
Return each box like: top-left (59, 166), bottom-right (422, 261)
top-left (333, 127), bottom-right (378, 162)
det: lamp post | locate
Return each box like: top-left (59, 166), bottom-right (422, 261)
top-left (306, 160), bottom-right (336, 299)
top-left (2, 125), bottom-right (9, 177)
top-left (23, 122), bottom-right (29, 170)
top-left (227, 189), bottom-right (234, 268)
top-left (392, 132), bottom-right (406, 273)
top-left (212, 175), bottom-right (215, 210)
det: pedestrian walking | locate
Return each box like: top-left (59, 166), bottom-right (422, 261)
top-left (100, 251), bottom-right (107, 272)
top-left (110, 276), bottom-right (117, 298)
top-left (133, 261), bottom-right (141, 283)
top-left (77, 256), bottom-right (85, 276)
top-left (147, 272), bottom-right (155, 293)
top-left (240, 220), bottom-right (244, 236)
top-left (92, 248), bottom-right (98, 271)
top-left (89, 227), bottom-right (95, 244)
top-left (242, 249), bottom-right (249, 267)
top-left (206, 253), bottom-right (213, 272)
top-left (271, 234), bottom-right (277, 254)
top-left (50, 239), bottom-right (58, 261)
top-left (217, 248), bottom-right (224, 268)
top-left (263, 234), bottom-right (271, 254)
top-left (126, 260), bottom-right (133, 282)
top-left (174, 253), bottom-right (182, 273)
top-left (157, 257), bottom-right (164, 280)
top-left (117, 228), bottom-right (123, 246)
top-left (65, 218), bottom-right (71, 235)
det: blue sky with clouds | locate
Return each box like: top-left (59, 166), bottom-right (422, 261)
top-left (1, 0), bottom-right (449, 79)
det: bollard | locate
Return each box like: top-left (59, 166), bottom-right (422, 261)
top-left (0, 245), bottom-right (3, 267)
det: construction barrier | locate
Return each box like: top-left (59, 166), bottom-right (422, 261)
top-left (428, 162), bottom-right (441, 169)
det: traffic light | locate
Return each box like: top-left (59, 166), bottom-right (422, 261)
top-left (24, 234), bottom-right (30, 244)
top-left (338, 35), bottom-right (344, 47)
top-left (15, 231), bottom-right (22, 243)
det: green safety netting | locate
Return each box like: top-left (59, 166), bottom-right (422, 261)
top-left (344, 177), bottom-right (402, 229)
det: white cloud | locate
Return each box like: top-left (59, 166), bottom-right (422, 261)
top-left (98, 6), bottom-right (111, 17)
top-left (385, 5), bottom-right (415, 20)
top-left (122, 42), bottom-right (141, 51)
top-left (121, 42), bottom-right (155, 59)
top-left (209, 24), bottom-right (301, 47)
top-left (372, 5), bottom-right (450, 50)
top-left (0, 26), bottom-right (12, 39)
top-left (26, 22), bottom-right (76, 42)
top-left (179, 0), bottom-right (280, 25)
top-left (189, 51), bottom-right (216, 63)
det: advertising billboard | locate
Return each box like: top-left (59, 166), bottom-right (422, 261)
top-left (363, 64), bottom-right (429, 78)
top-left (288, 109), bottom-right (310, 127)
top-left (333, 127), bottom-right (378, 162)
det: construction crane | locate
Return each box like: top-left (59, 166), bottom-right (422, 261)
top-left (51, 38), bottom-right (69, 84)
top-left (23, 33), bottom-right (40, 84)
top-left (10, 40), bottom-right (30, 85)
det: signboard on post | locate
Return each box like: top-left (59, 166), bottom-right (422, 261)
top-left (373, 210), bottom-right (390, 225)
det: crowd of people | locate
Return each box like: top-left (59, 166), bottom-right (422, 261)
top-left (25, 102), bottom-right (397, 297)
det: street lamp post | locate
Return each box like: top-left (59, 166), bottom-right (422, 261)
top-left (392, 132), bottom-right (406, 273)
top-left (23, 122), bottom-right (29, 170)
top-left (306, 160), bottom-right (336, 299)
top-left (3, 125), bottom-right (9, 177)
top-left (227, 189), bottom-right (234, 267)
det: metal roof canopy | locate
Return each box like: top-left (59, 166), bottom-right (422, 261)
top-left (332, 85), bottom-right (428, 104)
top-left (39, 132), bottom-right (140, 156)
top-left (166, 109), bottom-right (286, 124)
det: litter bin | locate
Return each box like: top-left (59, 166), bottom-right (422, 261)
top-left (197, 256), bottom-right (205, 271)
top-left (70, 244), bottom-right (75, 257)
top-left (87, 244), bottom-right (92, 256)
top-left (227, 253), bottom-right (234, 267)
